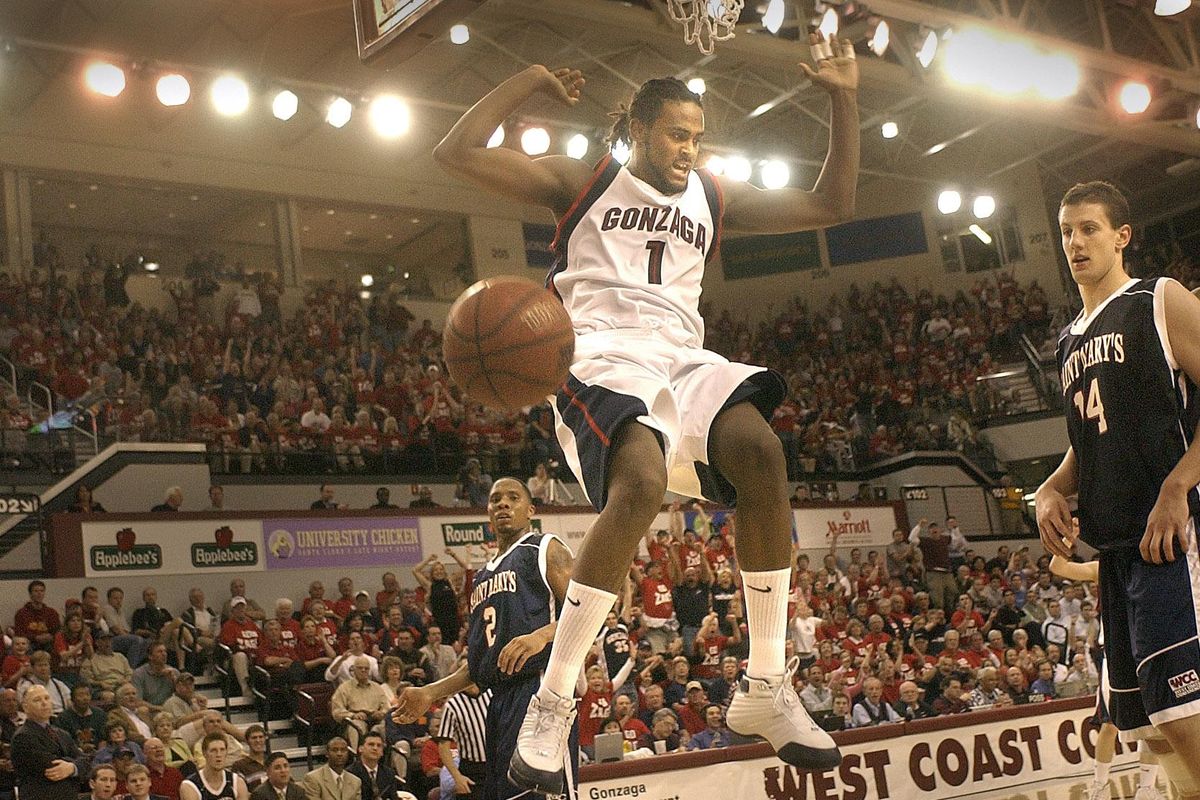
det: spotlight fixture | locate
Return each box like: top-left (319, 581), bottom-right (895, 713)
top-left (869, 20), bottom-right (890, 57)
top-left (916, 30), bottom-right (939, 68)
top-left (881, 121), bottom-right (899, 139)
top-left (486, 126), bottom-right (505, 148)
top-left (1155, 0), bottom-right (1192, 15)
top-left (937, 190), bottom-right (962, 214)
top-left (211, 75), bottom-right (250, 116)
top-left (361, 274), bottom-right (374, 287)
top-left (520, 127), bottom-right (550, 155)
top-left (763, 0), bottom-right (785, 34)
top-left (155, 73), bottom-right (190, 106)
top-left (704, 154), bottom-right (726, 176)
top-left (143, 261), bottom-right (160, 272)
top-left (272, 90), bottom-right (299, 121)
top-left (1118, 81), bottom-right (1151, 114)
top-left (566, 133), bottom-right (590, 160)
top-left (969, 224), bottom-right (992, 244)
top-left (687, 77), bottom-right (706, 95)
top-left (369, 95), bottom-right (410, 138)
top-left (972, 195), bottom-right (996, 219)
top-left (449, 23), bottom-right (470, 44)
top-left (760, 160), bottom-right (790, 190)
top-left (359, 290), bottom-right (371, 300)
top-left (725, 156), bottom-right (752, 183)
top-left (326, 96), bottom-right (353, 128)
top-left (818, 7), bottom-right (839, 39)
top-left (84, 61), bottom-right (126, 97)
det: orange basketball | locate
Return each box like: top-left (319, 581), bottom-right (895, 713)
top-left (442, 275), bottom-right (575, 410)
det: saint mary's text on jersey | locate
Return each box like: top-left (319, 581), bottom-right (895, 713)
top-left (470, 569), bottom-right (518, 612)
top-left (1060, 332), bottom-right (1125, 393)
top-left (600, 205), bottom-right (708, 252)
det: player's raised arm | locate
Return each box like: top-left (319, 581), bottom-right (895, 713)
top-left (721, 34), bottom-right (859, 235)
top-left (1142, 279), bottom-right (1200, 563)
top-left (433, 66), bottom-right (593, 213)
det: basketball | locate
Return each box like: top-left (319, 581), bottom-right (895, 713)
top-left (442, 275), bottom-right (575, 410)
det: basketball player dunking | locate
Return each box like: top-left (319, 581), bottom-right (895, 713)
top-left (394, 478), bottom-right (579, 799)
top-left (432, 34), bottom-right (859, 793)
top-left (1036, 181), bottom-right (1200, 797)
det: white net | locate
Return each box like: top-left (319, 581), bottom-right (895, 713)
top-left (666, 0), bottom-right (745, 55)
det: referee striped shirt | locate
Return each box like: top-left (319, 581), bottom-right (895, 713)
top-left (437, 688), bottom-right (492, 762)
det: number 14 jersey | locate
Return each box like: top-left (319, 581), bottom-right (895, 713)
top-left (466, 531), bottom-right (564, 690)
top-left (1057, 277), bottom-right (1200, 550)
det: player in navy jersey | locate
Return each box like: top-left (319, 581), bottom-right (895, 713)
top-left (1036, 181), bottom-right (1200, 796)
top-left (433, 34), bottom-right (858, 793)
top-left (394, 477), bottom-right (578, 800)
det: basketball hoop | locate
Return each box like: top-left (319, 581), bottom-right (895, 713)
top-left (667, 0), bottom-right (745, 55)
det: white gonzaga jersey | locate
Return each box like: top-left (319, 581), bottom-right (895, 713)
top-left (547, 154), bottom-right (723, 347)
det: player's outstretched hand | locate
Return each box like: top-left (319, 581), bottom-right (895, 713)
top-left (392, 685), bottom-right (433, 725)
top-left (801, 33), bottom-right (858, 94)
top-left (454, 774), bottom-right (475, 796)
top-left (1141, 483), bottom-right (1192, 564)
top-left (537, 66), bottom-right (585, 107)
top-left (1034, 486), bottom-right (1075, 559)
top-left (498, 632), bottom-right (549, 675)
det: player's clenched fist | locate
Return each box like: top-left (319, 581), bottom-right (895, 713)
top-left (392, 685), bottom-right (433, 724)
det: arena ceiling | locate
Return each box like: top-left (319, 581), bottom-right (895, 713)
top-left (0, 0), bottom-right (1198, 262)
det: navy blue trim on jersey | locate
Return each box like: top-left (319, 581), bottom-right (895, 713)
top-left (696, 168), bottom-right (724, 264)
top-left (546, 155), bottom-right (621, 300)
top-left (556, 374), bottom-right (661, 512)
top-left (694, 369), bottom-right (787, 506)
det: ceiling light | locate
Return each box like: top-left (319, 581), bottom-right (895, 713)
top-left (1195, 105), bottom-right (1200, 129)
top-left (881, 121), bottom-right (898, 139)
top-left (760, 160), bottom-right (790, 190)
top-left (144, 261), bottom-right (160, 272)
top-left (566, 133), bottom-right (590, 160)
top-left (155, 74), bottom-right (190, 106)
top-left (359, 290), bottom-right (371, 300)
top-left (763, 0), bottom-right (785, 34)
top-left (449, 23), bottom-right (470, 44)
top-left (84, 61), bottom-right (125, 97)
top-left (326, 96), bottom-right (353, 128)
top-left (211, 75), bottom-right (250, 116)
top-left (1155, 0), bottom-right (1192, 15)
top-left (326, 209), bottom-right (335, 215)
top-left (487, 126), bottom-right (505, 148)
top-left (818, 8), bottom-right (839, 39)
top-left (67, 202), bottom-right (76, 209)
top-left (750, 101), bottom-right (776, 118)
top-left (972, 195), bottom-right (996, 219)
top-left (403, 271), bottom-right (410, 279)
top-left (937, 190), bottom-right (962, 214)
top-left (369, 95), bottom-right (410, 138)
top-left (725, 156), bottom-right (752, 182)
top-left (687, 77), bottom-right (706, 95)
top-left (272, 90), bottom-right (298, 121)
top-left (361, 274), bottom-right (374, 287)
top-left (410, 217), bottom-right (420, 224)
top-left (1035, 54), bottom-right (1081, 100)
top-left (704, 154), bottom-right (726, 176)
top-left (521, 127), bottom-right (550, 155)
top-left (969, 224), bottom-right (992, 244)
top-left (611, 140), bottom-right (631, 164)
top-left (916, 30), bottom-right (938, 68)
top-left (1118, 81), bottom-right (1151, 114)
top-left (869, 20), bottom-right (890, 57)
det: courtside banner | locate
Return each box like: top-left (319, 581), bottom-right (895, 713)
top-left (792, 505), bottom-right (898, 550)
top-left (579, 701), bottom-right (1138, 800)
top-left (81, 518), bottom-right (262, 577)
top-left (262, 515), bottom-right (422, 569)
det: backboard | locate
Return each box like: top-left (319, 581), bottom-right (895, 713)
top-left (353, 0), bottom-right (490, 67)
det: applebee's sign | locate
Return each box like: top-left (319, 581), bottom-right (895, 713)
top-left (90, 527), bottom-right (163, 571)
top-left (191, 525), bottom-right (259, 568)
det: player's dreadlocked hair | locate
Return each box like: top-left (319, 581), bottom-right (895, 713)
top-left (606, 77), bottom-right (703, 149)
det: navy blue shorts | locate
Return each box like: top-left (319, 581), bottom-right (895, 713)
top-left (1092, 648), bottom-right (1111, 726)
top-left (1098, 536), bottom-right (1200, 739)
top-left (485, 675), bottom-right (580, 800)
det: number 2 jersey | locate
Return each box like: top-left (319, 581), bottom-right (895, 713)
top-left (466, 531), bottom-right (564, 691)
top-left (546, 154), bottom-right (722, 348)
top-left (1056, 277), bottom-right (1200, 549)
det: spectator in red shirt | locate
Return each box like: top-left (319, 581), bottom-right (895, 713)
top-left (272, 600), bottom-right (300, 649)
top-left (142, 737), bottom-right (183, 800)
top-left (254, 619), bottom-right (305, 711)
top-left (612, 694), bottom-right (649, 749)
top-left (218, 597), bottom-right (259, 698)
top-left (14, 580), bottom-right (60, 651)
top-left (691, 612), bottom-right (740, 680)
top-left (294, 618), bottom-right (335, 682)
top-left (673, 681), bottom-right (710, 736)
top-left (329, 578), bottom-right (355, 624)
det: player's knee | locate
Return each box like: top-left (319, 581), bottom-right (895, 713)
top-left (608, 462), bottom-right (667, 512)
top-left (725, 431), bottom-right (787, 489)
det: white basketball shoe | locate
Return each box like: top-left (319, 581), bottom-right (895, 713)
top-left (508, 686), bottom-right (577, 795)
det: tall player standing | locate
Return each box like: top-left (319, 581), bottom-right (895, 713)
top-left (1036, 181), bottom-right (1200, 797)
top-left (432, 34), bottom-right (859, 793)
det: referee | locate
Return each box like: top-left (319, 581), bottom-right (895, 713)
top-left (436, 669), bottom-right (491, 799)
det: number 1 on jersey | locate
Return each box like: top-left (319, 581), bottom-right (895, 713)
top-left (645, 240), bottom-right (665, 285)
top-left (1072, 377), bottom-right (1108, 434)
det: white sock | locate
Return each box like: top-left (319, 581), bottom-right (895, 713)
top-left (742, 567), bottom-right (790, 678)
top-left (541, 580), bottom-right (617, 698)
top-left (1139, 763), bottom-right (1158, 790)
top-left (1095, 761), bottom-right (1111, 783)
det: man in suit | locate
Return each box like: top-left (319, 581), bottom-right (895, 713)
top-left (10, 684), bottom-right (87, 800)
top-left (346, 732), bottom-right (401, 800)
top-left (250, 752), bottom-right (306, 800)
top-left (302, 736), bottom-right (360, 800)
top-left (85, 763), bottom-right (119, 800)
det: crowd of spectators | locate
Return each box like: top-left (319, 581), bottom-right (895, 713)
top-left (0, 247), bottom-right (1087, 480)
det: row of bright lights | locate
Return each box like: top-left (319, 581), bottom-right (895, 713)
top-left (937, 190), bottom-right (995, 220)
top-left (83, 62), bottom-right (412, 137)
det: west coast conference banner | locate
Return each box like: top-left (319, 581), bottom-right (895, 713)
top-left (579, 702), bottom-right (1141, 800)
top-left (77, 503), bottom-right (898, 576)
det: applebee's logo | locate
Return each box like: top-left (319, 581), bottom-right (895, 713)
top-left (191, 525), bottom-right (258, 568)
top-left (90, 528), bottom-right (162, 571)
